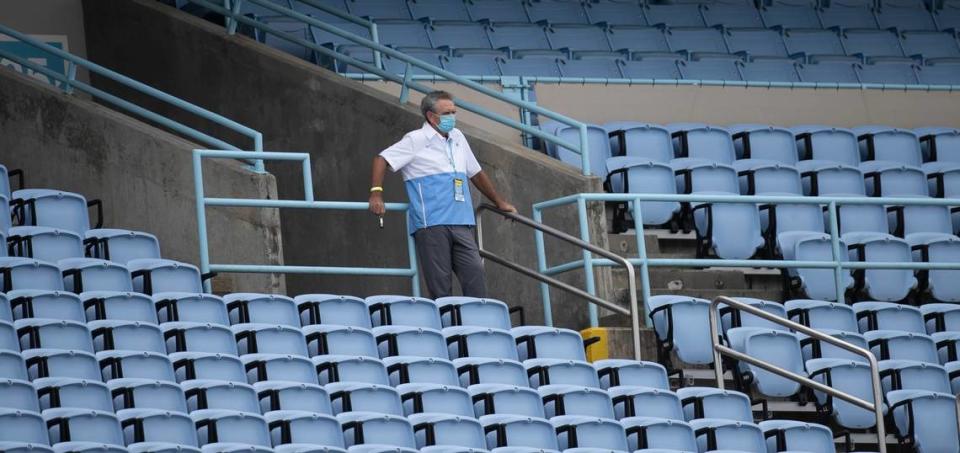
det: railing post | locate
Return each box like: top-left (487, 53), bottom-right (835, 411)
top-left (226, 0), bottom-right (241, 35)
top-left (578, 124), bottom-right (591, 176)
top-left (63, 61), bottom-right (77, 95)
top-left (406, 211), bottom-right (420, 297)
top-left (708, 300), bottom-right (725, 389)
top-left (193, 151), bottom-right (213, 293)
top-left (251, 132), bottom-right (265, 173)
top-left (577, 196), bottom-right (599, 326)
top-left (369, 22), bottom-right (383, 70)
top-left (399, 63), bottom-right (412, 105)
top-left (826, 201), bottom-right (845, 303)
top-left (630, 198), bottom-right (654, 328)
top-left (533, 207), bottom-right (554, 326)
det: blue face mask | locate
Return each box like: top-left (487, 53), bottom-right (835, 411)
top-left (437, 113), bottom-right (456, 133)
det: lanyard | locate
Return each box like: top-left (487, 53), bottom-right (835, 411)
top-left (444, 138), bottom-right (457, 174)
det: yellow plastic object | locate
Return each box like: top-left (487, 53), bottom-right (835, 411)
top-left (580, 327), bottom-right (608, 362)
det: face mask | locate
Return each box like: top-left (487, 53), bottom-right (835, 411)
top-left (437, 113), bottom-right (456, 133)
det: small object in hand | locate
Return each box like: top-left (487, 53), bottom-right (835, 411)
top-left (379, 216), bottom-right (384, 229)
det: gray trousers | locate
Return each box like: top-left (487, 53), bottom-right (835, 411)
top-left (414, 225), bottom-right (487, 299)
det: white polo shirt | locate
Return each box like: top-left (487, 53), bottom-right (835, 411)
top-left (380, 122), bottom-right (483, 232)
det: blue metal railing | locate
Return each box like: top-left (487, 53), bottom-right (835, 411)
top-left (533, 192), bottom-right (960, 327)
top-left (0, 23), bottom-right (267, 172)
top-left (182, 0), bottom-right (598, 176)
top-left (192, 149), bottom-right (420, 294)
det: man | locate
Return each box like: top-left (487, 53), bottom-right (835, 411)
top-left (368, 90), bottom-right (516, 298)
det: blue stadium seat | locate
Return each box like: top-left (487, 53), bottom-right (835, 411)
top-left (547, 24), bottom-right (612, 55)
top-left (409, 0), bottom-right (470, 21)
top-left (759, 420), bottom-right (835, 453)
top-left (717, 297), bottom-right (788, 333)
top-left (739, 58), bottom-right (802, 82)
top-left (512, 326), bottom-right (585, 361)
top-left (538, 122), bottom-right (611, 177)
top-left (241, 353), bottom-right (318, 385)
top-left (428, 21), bottom-right (491, 49)
top-left (8, 290), bottom-right (85, 323)
top-left (878, 359), bottom-right (952, 393)
top-left (644, 3), bottom-right (706, 27)
top-left (0, 443), bottom-right (53, 453)
top-left (314, 355), bottom-right (389, 385)
top-left (465, 0), bottom-right (529, 22)
top-left (17, 319), bottom-right (93, 352)
top-left (608, 385), bottom-right (683, 420)
top-left (443, 326), bottom-right (519, 360)
top-left (665, 27), bottom-right (729, 56)
top-left (382, 356), bottom-right (459, 386)
top-left (128, 259), bottom-right (203, 295)
top-left (487, 23), bottom-right (550, 52)
top-left (327, 382), bottom-right (403, 415)
top-left (843, 29), bottom-right (907, 61)
top-left (1, 378), bottom-right (40, 411)
top-left (255, 381), bottom-right (332, 414)
top-left (933, 331), bottom-right (960, 364)
top-left (0, 319), bottom-right (18, 351)
top-left (501, 54), bottom-right (563, 76)
top-left (73, 291), bottom-right (154, 324)
top-left (886, 390), bottom-right (960, 453)
top-left (913, 238), bottom-right (960, 302)
top-left (223, 293), bottom-right (300, 328)
top-left (559, 55), bottom-right (624, 78)
top-left (263, 410), bottom-right (345, 451)
top-left (687, 418), bottom-right (765, 453)
top-left (919, 60), bottom-right (960, 84)
top-left (798, 60), bottom-right (863, 83)
top-left (734, 162), bottom-right (803, 197)
top-left (374, 326), bottom-right (447, 359)
top-left (108, 378), bottom-right (188, 412)
top-left (845, 234), bottom-right (917, 301)
top-left (154, 292), bottom-right (229, 325)
top-left (233, 323), bottom-right (308, 356)
top-left (453, 357), bottom-right (528, 387)
top-left (854, 301), bottom-right (926, 333)
top-left (669, 124), bottom-right (737, 164)
top-left (397, 382), bottom-right (473, 416)
top-left (7, 227), bottom-right (83, 263)
top-left (583, 1), bottom-right (647, 26)
top-left (787, 299), bottom-right (858, 331)
top-left (678, 54), bottom-right (744, 80)
top-left (261, 19), bottom-right (318, 64)
top-left (44, 408), bottom-right (124, 446)
top-left (192, 409), bottom-right (272, 450)
top-left (921, 303), bottom-right (960, 333)
top-left (407, 413), bottom-right (485, 450)
top-left (917, 126), bottom-right (960, 162)
top-left (620, 53), bottom-right (684, 79)
top-left (182, 379), bottom-right (261, 413)
top-left (22, 349), bottom-right (100, 381)
top-left (620, 416), bottom-right (697, 452)
top-left (59, 260), bottom-right (132, 295)
top-left (301, 325), bottom-right (379, 359)
top-left (89, 320), bottom-right (166, 354)
top-left (702, 3), bottom-right (764, 28)
top-left (52, 443), bottom-right (128, 453)
top-left (383, 49), bottom-right (448, 75)
top-left (479, 414), bottom-right (558, 450)
top-left (760, 0), bottom-right (823, 29)
top-left (538, 384), bottom-right (614, 419)
top-left (0, 408), bottom-right (49, 445)
top-left (608, 26), bottom-right (670, 54)
top-left (647, 295), bottom-right (714, 365)
top-left (552, 416), bottom-right (628, 451)
top-left (900, 31), bottom-right (960, 61)
top-left (797, 328), bottom-right (870, 362)
top-left (295, 295), bottom-right (371, 328)
top-left (0, 257), bottom-right (65, 292)
top-left (0, 164), bottom-right (12, 199)
top-left (117, 408), bottom-right (199, 451)
top-left (524, 358), bottom-right (601, 388)
top-left (34, 377), bottom-right (111, 411)
top-left (435, 297), bottom-right (511, 330)
top-left (366, 296), bottom-right (442, 330)
top-left (675, 387), bottom-right (752, 422)
top-left (344, 0), bottom-right (411, 20)
top-left (855, 126), bottom-right (924, 166)
top-left (859, 60), bottom-right (921, 84)
top-left (594, 359), bottom-right (669, 390)
top-left (444, 50), bottom-right (504, 75)
top-left (11, 189), bottom-right (94, 234)
top-left (783, 28), bottom-right (845, 62)
top-left (794, 126), bottom-right (862, 166)
top-left (162, 322), bottom-right (238, 355)
top-left (170, 352), bottom-right (246, 383)
top-left (84, 229), bottom-right (161, 265)
top-left (527, 0), bottom-right (589, 24)
top-left (604, 122), bottom-right (674, 161)
top-left (877, 2), bottom-right (938, 30)
top-left (819, 2), bottom-right (881, 29)
top-left (727, 28), bottom-right (790, 59)
top-left (98, 350), bottom-right (177, 382)
top-left (0, 349), bottom-right (28, 380)
top-left (605, 158), bottom-right (682, 228)
top-left (337, 412), bottom-right (416, 449)
top-left (864, 330), bottom-right (939, 364)
top-left (0, 194), bottom-right (10, 235)
top-left (468, 383), bottom-right (545, 417)
top-left (726, 327), bottom-right (805, 397)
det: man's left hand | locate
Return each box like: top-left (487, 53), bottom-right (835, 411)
top-left (496, 200), bottom-right (517, 213)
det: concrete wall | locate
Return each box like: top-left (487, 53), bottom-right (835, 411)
top-left (81, 0), bottom-right (609, 328)
top-left (1, 0), bottom-right (90, 82)
top-left (0, 66), bottom-right (285, 294)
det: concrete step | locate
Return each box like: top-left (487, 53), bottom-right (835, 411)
top-left (613, 267), bottom-right (752, 290)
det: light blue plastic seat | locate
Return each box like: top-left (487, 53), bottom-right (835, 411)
top-left (182, 379), bottom-right (261, 413)
top-left (947, 361), bottom-right (960, 395)
top-left (559, 55), bottom-right (624, 78)
top-left (819, 2), bottom-right (880, 29)
top-left (620, 417), bottom-right (696, 452)
top-left (604, 157), bottom-right (681, 228)
top-left (117, 408), bottom-right (198, 450)
top-left (162, 322), bottom-right (238, 355)
top-left (314, 355), bottom-right (389, 386)
top-left (98, 350), bottom-right (177, 382)
top-left (845, 235), bottom-right (917, 301)
top-left (678, 55), bottom-right (743, 81)
top-left (11, 189), bottom-right (93, 234)
top-left (0, 319), bottom-right (19, 352)
top-left (921, 303), bottom-right (960, 333)
top-left (0, 408), bottom-right (49, 445)
top-left (527, 0), bottom-right (588, 23)
top-left (154, 292), bottom-right (229, 325)
top-left (445, 51), bottom-right (504, 76)
top-left (0, 349), bottom-right (29, 380)
top-left (0, 194), bottom-right (10, 235)
top-left (524, 358), bottom-right (600, 388)
top-left (725, 28), bottom-right (788, 58)
top-left (859, 61), bottom-right (922, 84)
top-left (733, 161), bottom-right (802, 197)
top-left (170, 352), bottom-right (247, 383)
top-left (512, 326), bottom-right (584, 361)
top-left (886, 390), bottom-right (960, 453)
top-left (620, 54), bottom-right (684, 79)
top-left (397, 382), bottom-right (473, 416)
top-left (295, 295), bottom-right (371, 328)
top-left (84, 229), bottom-right (161, 265)
top-left (107, 378), bottom-right (188, 412)
top-left (740, 57), bottom-right (802, 82)
top-left (758, 420), bottom-right (835, 453)
top-left (337, 412), bottom-right (416, 449)
top-left (539, 122), bottom-right (611, 178)
top-left (382, 49), bottom-right (448, 76)
top-left (409, 0), bottom-right (469, 21)
top-left (22, 349), bottom-right (100, 381)
top-left (302, 325), bottom-right (377, 358)
top-left (254, 381), bottom-right (332, 414)
top-left (726, 327), bottom-right (805, 397)
top-left (443, 326), bottom-right (518, 361)
top-left (919, 61), bottom-right (960, 84)
top-left (429, 21), bottom-right (490, 49)
top-left (798, 60), bottom-right (863, 83)
top-left (192, 409), bottom-right (272, 449)
top-left (127, 259), bottom-right (203, 295)
top-left (783, 28), bottom-right (844, 62)
top-left (717, 297), bottom-right (788, 333)
top-left (34, 377), bottom-right (111, 412)
top-left (82, 291), bottom-right (156, 323)
top-left (44, 407), bottom-right (124, 446)
top-left (0, 257), bottom-right (65, 292)
top-left (608, 386), bottom-right (683, 421)
top-left (548, 24), bottom-right (612, 54)
top-left (487, 23), bottom-right (549, 52)
top-left (675, 387), bottom-right (752, 422)
top-left (345, 0), bottom-right (411, 20)
top-left (53, 443), bottom-right (129, 453)
top-left (233, 324), bottom-right (308, 357)
top-left (16, 319), bottom-right (93, 352)
top-left (796, 328), bottom-right (870, 363)
top-left (381, 356), bottom-right (458, 386)
top-left (900, 31), bottom-right (960, 61)
top-left (853, 301), bottom-right (926, 333)
top-left (241, 353), bottom-right (319, 385)
top-left (794, 126), bottom-right (861, 167)
top-left (608, 26), bottom-right (669, 54)
top-left (687, 419), bottom-right (765, 453)
top-left (0, 443), bottom-right (54, 453)
top-left (864, 330), bottom-right (939, 364)
top-left (221, 293), bottom-right (301, 328)
top-left (366, 296), bottom-right (441, 330)
top-left (7, 227), bottom-right (84, 263)
top-left (479, 414), bottom-right (558, 450)
top-left (465, 0), bottom-right (529, 22)
top-left (644, 4), bottom-right (706, 27)
top-left (603, 122), bottom-right (674, 162)
top-left (855, 126), bottom-right (923, 166)
top-left (8, 290), bottom-right (85, 323)
top-left (702, 4), bottom-right (764, 28)
top-left (583, 1), bottom-right (646, 26)
top-left (453, 357), bottom-right (529, 387)
top-left (326, 382), bottom-right (403, 415)
top-left (263, 410), bottom-right (344, 451)
top-left (670, 125), bottom-right (737, 166)
top-left (594, 359), bottom-right (669, 390)
top-left (760, 0), bottom-right (823, 29)
top-left (552, 416), bottom-right (628, 451)
top-left (0, 378), bottom-right (40, 411)
top-left (89, 320), bottom-right (166, 354)
top-left (647, 295), bottom-right (714, 365)
top-left (374, 326), bottom-right (447, 359)
top-left (690, 192), bottom-right (764, 259)
top-left (843, 29), bottom-right (906, 62)
top-left (435, 297), bottom-right (511, 330)
top-left (538, 384), bottom-right (614, 419)
top-left (468, 383), bottom-right (545, 418)
top-left (407, 413), bottom-right (485, 450)
top-left (917, 126), bottom-right (960, 163)
top-left (878, 359), bottom-right (952, 393)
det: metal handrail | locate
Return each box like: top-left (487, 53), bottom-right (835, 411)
top-left (183, 0), bottom-right (597, 176)
top-left (0, 23), bottom-right (266, 172)
top-left (475, 204), bottom-right (641, 360)
top-left (708, 296), bottom-right (888, 452)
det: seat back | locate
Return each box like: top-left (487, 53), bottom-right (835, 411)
top-left (296, 295), bottom-right (372, 328)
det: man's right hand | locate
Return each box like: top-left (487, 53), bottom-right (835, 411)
top-left (369, 192), bottom-right (385, 216)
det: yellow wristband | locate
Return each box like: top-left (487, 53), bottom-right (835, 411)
top-left (370, 186), bottom-right (383, 193)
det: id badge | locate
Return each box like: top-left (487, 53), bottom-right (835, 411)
top-left (454, 178), bottom-right (465, 202)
